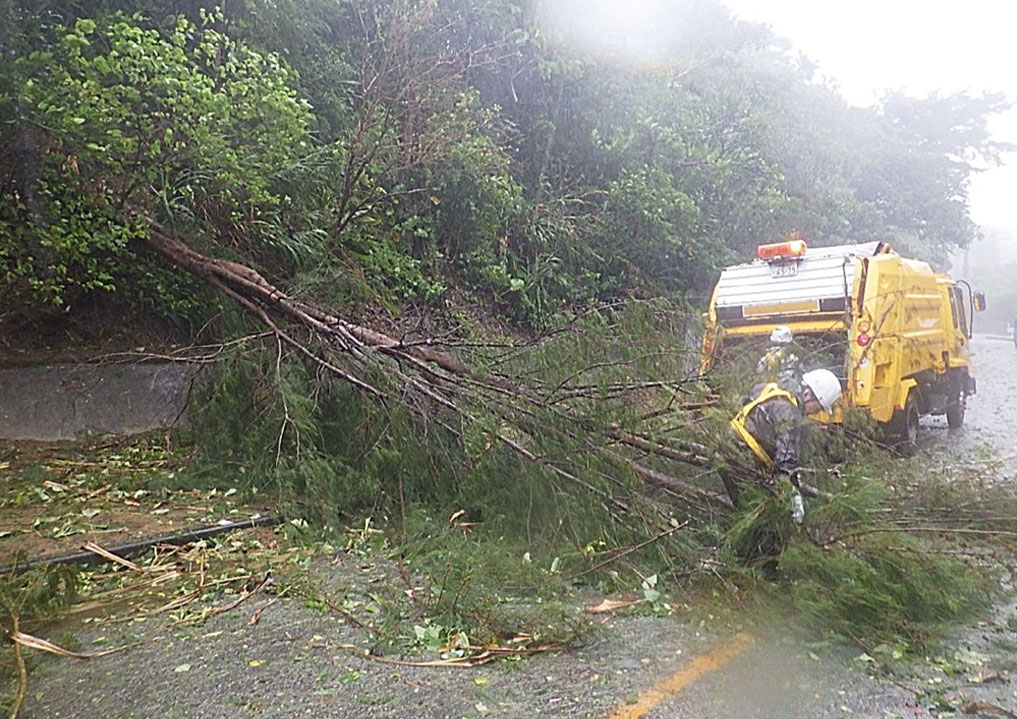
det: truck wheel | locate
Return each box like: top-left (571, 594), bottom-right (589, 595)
top-left (887, 394), bottom-right (920, 457)
top-left (946, 372), bottom-right (966, 429)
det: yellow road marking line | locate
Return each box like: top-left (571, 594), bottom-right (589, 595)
top-left (605, 632), bottom-right (756, 719)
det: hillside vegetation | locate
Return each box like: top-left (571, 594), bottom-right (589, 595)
top-left (2, 0), bottom-right (1007, 328)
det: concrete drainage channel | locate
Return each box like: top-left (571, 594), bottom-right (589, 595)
top-left (0, 360), bottom-right (276, 574)
top-left (1, 515), bottom-right (284, 575)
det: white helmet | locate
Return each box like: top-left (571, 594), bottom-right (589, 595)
top-left (802, 369), bottom-right (842, 413)
top-left (769, 325), bottom-right (793, 345)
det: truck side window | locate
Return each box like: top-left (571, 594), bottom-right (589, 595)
top-left (950, 286), bottom-right (968, 336)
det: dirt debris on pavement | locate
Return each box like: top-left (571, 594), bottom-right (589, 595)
top-left (0, 435), bottom-right (273, 567)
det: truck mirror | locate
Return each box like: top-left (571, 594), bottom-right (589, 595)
top-left (973, 291), bottom-right (987, 312)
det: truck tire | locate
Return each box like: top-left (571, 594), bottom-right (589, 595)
top-left (946, 371), bottom-right (966, 429)
top-left (887, 394), bottom-right (920, 457)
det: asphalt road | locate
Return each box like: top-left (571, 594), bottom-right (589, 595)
top-left (18, 335), bottom-right (1017, 719)
top-left (924, 333), bottom-right (1017, 477)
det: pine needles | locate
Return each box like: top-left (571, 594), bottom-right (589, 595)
top-left (781, 533), bottom-right (994, 649)
top-left (0, 564), bottom-right (81, 716)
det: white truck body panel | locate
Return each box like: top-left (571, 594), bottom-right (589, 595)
top-left (713, 241), bottom-right (884, 312)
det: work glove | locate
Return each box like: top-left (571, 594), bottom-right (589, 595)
top-left (777, 472), bottom-right (806, 524)
top-left (790, 488), bottom-right (805, 524)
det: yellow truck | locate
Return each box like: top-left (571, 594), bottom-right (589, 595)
top-left (701, 239), bottom-right (985, 453)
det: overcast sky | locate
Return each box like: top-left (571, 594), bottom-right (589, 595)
top-left (721, 0), bottom-right (1017, 237)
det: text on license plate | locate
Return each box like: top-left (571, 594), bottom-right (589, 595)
top-left (770, 262), bottom-right (798, 278)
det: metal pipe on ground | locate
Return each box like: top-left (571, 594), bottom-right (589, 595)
top-left (1, 515), bottom-right (283, 575)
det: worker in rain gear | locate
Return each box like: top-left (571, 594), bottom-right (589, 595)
top-left (755, 325), bottom-right (803, 393)
top-left (731, 368), bottom-right (842, 523)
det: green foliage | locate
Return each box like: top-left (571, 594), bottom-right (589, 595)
top-left (0, 185), bottom-right (144, 304)
top-left (20, 12), bottom-right (311, 211)
top-left (189, 331), bottom-right (498, 525)
top-left (722, 489), bottom-right (790, 570)
top-left (0, 0), bottom-right (1009, 657)
top-left (2, 9), bottom-right (313, 317)
top-left (399, 509), bottom-right (592, 646)
top-left (0, 564), bottom-right (82, 700)
top-left (0, 566), bottom-right (80, 628)
top-left (188, 300), bottom-right (705, 539)
top-left (600, 167), bottom-right (711, 291)
top-left (707, 462), bottom-right (998, 651)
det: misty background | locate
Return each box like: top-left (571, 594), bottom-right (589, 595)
top-left (722, 0), bottom-right (1017, 332)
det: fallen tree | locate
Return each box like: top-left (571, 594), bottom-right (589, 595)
top-left (141, 219), bottom-right (769, 518)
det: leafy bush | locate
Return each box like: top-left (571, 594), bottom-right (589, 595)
top-left (2, 10), bottom-right (312, 316)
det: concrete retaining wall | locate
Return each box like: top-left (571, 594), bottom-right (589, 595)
top-left (0, 363), bottom-right (198, 441)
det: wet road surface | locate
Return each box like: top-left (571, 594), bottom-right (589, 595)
top-left (924, 333), bottom-right (1017, 477)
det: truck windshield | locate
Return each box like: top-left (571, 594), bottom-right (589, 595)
top-left (710, 329), bottom-right (848, 385)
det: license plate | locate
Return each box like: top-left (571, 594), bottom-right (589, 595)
top-left (770, 262), bottom-right (798, 278)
